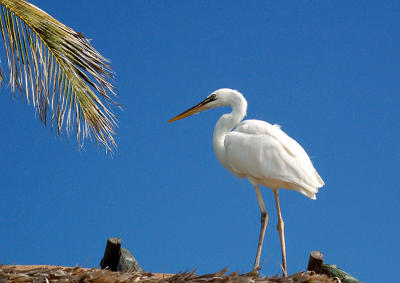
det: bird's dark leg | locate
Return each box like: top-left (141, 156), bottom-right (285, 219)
top-left (253, 185), bottom-right (268, 271)
top-left (273, 189), bottom-right (287, 277)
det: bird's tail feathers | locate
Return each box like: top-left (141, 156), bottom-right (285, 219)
top-left (298, 187), bottom-right (317, 200)
top-left (295, 180), bottom-right (322, 200)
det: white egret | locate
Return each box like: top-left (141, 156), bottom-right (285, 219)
top-left (168, 88), bottom-right (324, 276)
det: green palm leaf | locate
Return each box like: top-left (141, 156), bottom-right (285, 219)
top-left (0, 0), bottom-right (119, 151)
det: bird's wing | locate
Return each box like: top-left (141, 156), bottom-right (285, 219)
top-left (226, 120), bottom-right (324, 195)
top-left (234, 120), bottom-right (303, 158)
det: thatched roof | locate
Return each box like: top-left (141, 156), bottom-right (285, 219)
top-left (0, 265), bottom-right (336, 283)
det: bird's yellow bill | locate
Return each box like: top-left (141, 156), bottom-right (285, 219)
top-left (168, 101), bottom-right (208, 123)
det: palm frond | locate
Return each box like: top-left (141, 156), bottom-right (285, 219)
top-left (0, 0), bottom-right (119, 151)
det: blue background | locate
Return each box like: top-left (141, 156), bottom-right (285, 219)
top-left (1, 1), bottom-right (399, 282)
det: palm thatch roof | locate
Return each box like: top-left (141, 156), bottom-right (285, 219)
top-left (0, 265), bottom-right (336, 283)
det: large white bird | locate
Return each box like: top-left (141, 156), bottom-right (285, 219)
top-left (168, 88), bottom-right (324, 277)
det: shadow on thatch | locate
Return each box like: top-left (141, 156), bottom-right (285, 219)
top-left (0, 265), bottom-right (336, 283)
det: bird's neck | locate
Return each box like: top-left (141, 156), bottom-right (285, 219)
top-left (213, 96), bottom-right (247, 167)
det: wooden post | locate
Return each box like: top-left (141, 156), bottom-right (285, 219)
top-left (307, 251), bottom-right (324, 274)
top-left (100, 237), bottom-right (121, 271)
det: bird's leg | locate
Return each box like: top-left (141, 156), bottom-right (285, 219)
top-left (253, 185), bottom-right (269, 271)
top-left (273, 189), bottom-right (287, 277)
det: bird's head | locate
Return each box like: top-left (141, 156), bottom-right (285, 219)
top-left (168, 88), bottom-right (245, 122)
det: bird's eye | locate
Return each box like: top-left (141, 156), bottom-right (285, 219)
top-left (208, 94), bottom-right (217, 101)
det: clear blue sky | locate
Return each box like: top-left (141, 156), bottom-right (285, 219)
top-left (0, 1), bottom-right (399, 282)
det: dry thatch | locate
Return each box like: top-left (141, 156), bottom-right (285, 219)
top-left (0, 265), bottom-right (337, 283)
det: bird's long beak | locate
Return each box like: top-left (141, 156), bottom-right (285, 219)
top-left (168, 96), bottom-right (214, 123)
